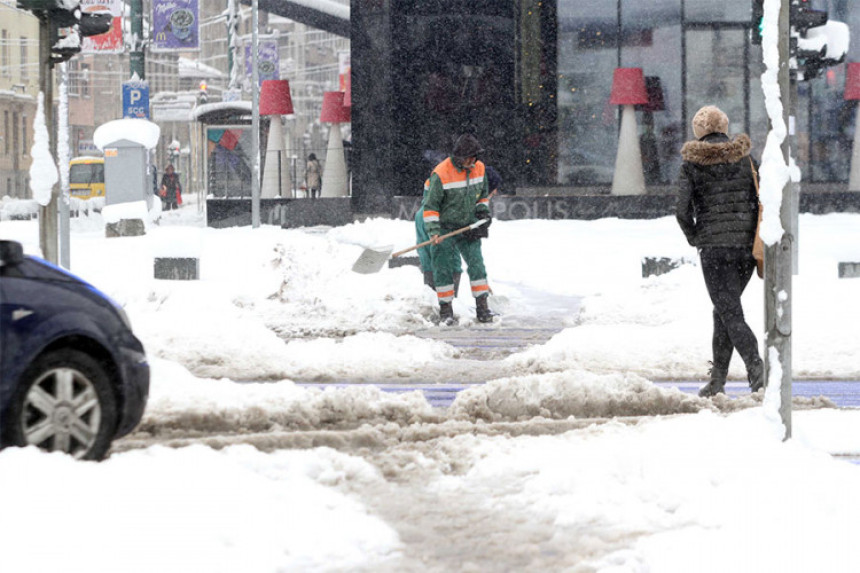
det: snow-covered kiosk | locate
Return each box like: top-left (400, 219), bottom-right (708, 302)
top-left (94, 118), bottom-right (160, 206)
top-left (93, 118), bottom-right (160, 236)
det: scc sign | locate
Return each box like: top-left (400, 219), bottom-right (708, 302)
top-left (122, 83), bottom-right (150, 119)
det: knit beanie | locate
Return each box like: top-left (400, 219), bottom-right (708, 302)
top-left (692, 105), bottom-right (729, 139)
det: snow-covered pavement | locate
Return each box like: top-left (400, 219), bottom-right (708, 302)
top-left (2, 199), bottom-right (860, 571)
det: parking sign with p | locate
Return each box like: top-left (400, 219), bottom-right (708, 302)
top-left (122, 82), bottom-right (150, 119)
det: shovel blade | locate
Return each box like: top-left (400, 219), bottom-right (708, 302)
top-left (352, 246), bottom-right (393, 274)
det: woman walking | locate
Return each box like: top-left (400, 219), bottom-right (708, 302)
top-left (676, 106), bottom-right (765, 397)
top-left (305, 153), bottom-right (322, 198)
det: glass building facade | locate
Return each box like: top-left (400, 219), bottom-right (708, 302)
top-left (350, 0), bottom-right (858, 211)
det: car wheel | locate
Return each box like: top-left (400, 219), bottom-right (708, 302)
top-left (5, 349), bottom-right (118, 460)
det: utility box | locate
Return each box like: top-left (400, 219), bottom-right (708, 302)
top-left (94, 119), bottom-right (160, 237)
top-left (94, 118), bottom-right (160, 209)
top-left (103, 140), bottom-right (151, 207)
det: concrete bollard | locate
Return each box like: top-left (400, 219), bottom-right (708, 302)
top-left (642, 256), bottom-right (689, 278)
top-left (105, 219), bottom-right (146, 238)
top-left (838, 262), bottom-right (860, 278)
top-left (154, 257), bottom-right (199, 280)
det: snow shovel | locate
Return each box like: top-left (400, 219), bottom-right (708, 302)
top-left (351, 219), bottom-right (489, 274)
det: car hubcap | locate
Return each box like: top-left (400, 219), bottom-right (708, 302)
top-left (23, 367), bottom-right (102, 458)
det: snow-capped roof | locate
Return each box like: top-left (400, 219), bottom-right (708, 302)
top-left (192, 101), bottom-right (252, 121)
top-left (179, 57), bottom-right (226, 79)
top-left (93, 118), bottom-right (161, 150)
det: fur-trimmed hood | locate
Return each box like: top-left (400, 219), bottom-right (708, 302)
top-left (680, 133), bottom-right (751, 166)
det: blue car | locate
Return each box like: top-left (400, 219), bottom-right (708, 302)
top-left (0, 240), bottom-right (149, 460)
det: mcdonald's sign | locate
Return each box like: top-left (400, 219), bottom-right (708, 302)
top-left (151, 0), bottom-right (199, 52)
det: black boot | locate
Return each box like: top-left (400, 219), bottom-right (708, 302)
top-left (476, 295), bottom-right (493, 323)
top-left (748, 360), bottom-right (765, 393)
top-left (698, 364), bottom-right (727, 397)
top-left (439, 302), bottom-right (457, 326)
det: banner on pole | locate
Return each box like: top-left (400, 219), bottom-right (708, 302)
top-left (152, 0), bottom-right (200, 51)
top-left (338, 51), bottom-right (350, 92)
top-left (245, 40), bottom-right (280, 86)
top-left (81, 0), bottom-right (123, 53)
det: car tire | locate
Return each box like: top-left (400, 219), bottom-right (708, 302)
top-left (4, 349), bottom-right (118, 460)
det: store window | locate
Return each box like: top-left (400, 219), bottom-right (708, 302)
top-left (1, 30), bottom-right (9, 77)
top-left (556, 1), bottom-right (619, 186)
top-left (81, 63), bottom-right (90, 98)
top-left (621, 0), bottom-right (682, 185)
top-left (685, 2), bottom-right (749, 23)
top-left (20, 40), bottom-right (27, 83)
top-left (684, 28), bottom-right (748, 138)
top-left (556, 0), bottom-right (774, 188)
top-left (69, 60), bottom-right (80, 96)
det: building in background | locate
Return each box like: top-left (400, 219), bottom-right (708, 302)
top-left (0, 1), bottom-right (38, 199)
top-left (351, 0), bottom-right (859, 212)
top-left (4, 0), bottom-right (348, 200)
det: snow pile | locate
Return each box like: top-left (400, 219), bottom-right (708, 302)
top-left (450, 370), bottom-right (709, 422)
top-left (136, 360), bottom-right (439, 435)
top-left (444, 409), bottom-right (860, 571)
top-left (28, 93), bottom-right (59, 206)
top-left (0, 444), bottom-right (402, 572)
top-left (0, 196), bottom-right (39, 220)
top-left (102, 200), bottom-right (151, 223)
top-left (93, 118), bottom-right (161, 150)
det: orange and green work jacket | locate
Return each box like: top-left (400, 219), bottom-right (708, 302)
top-left (422, 157), bottom-right (490, 237)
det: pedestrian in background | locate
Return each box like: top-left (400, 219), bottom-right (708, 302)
top-left (422, 133), bottom-right (494, 325)
top-left (676, 105), bottom-right (764, 397)
top-left (305, 153), bottom-right (322, 199)
top-left (159, 164), bottom-right (182, 210)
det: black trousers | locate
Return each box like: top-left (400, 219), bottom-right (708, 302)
top-left (699, 247), bottom-right (761, 373)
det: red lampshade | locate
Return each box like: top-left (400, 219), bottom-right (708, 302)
top-left (344, 73), bottom-right (352, 107)
top-left (636, 76), bottom-right (665, 112)
top-left (259, 80), bottom-right (294, 116)
top-left (845, 63), bottom-right (860, 100)
top-left (320, 91), bottom-right (351, 123)
top-left (610, 67), bottom-right (649, 106)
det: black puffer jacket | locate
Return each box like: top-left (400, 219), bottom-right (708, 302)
top-left (676, 133), bottom-right (758, 248)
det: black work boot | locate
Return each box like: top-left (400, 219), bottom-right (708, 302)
top-left (698, 364), bottom-right (727, 398)
top-left (439, 302), bottom-right (457, 326)
top-left (748, 360), bottom-right (765, 393)
top-left (475, 295), bottom-right (493, 323)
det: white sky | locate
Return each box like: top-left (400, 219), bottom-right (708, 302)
top-left (1, 197), bottom-right (860, 570)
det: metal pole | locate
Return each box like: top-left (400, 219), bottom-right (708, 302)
top-left (251, 0), bottom-right (261, 227)
top-left (130, 0), bottom-right (145, 79)
top-left (58, 62), bottom-right (70, 269)
top-left (38, 15), bottom-right (58, 265)
top-left (764, 0), bottom-right (793, 439)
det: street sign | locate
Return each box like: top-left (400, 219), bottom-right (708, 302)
top-left (122, 82), bottom-right (150, 119)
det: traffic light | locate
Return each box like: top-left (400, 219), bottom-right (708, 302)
top-left (16, 0), bottom-right (112, 64)
top-left (789, 0), bottom-right (847, 81)
top-left (790, 0), bottom-right (827, 34)
top-left (198, 81), bottom-right (209, 105)
top-left (751, 0), bottom-right (764, 46)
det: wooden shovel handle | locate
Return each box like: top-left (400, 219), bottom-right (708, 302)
top-left (391, 219), bottom-right (488, 258)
